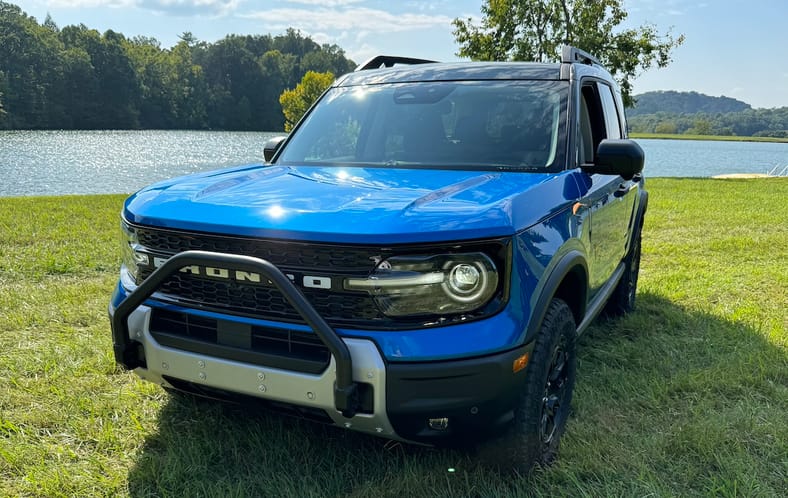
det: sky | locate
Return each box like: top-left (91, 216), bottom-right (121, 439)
top-left (10, 0), bottom-right (788, 108)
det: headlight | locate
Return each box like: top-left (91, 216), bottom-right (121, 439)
top-left (344, 253), bottom-right (499, 317)
top-left (120, 219), bottom-right (148, 283)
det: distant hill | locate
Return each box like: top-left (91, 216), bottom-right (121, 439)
top-left (626, 90), bottom-right (787, 138)
top-left (628, 91), bottom-right (751, 116)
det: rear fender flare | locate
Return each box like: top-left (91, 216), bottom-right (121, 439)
top-left (627, 189), bottom-right (649, 252)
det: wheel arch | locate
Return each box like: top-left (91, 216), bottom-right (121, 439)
top-left (523, 250), bottom-right (588, 344)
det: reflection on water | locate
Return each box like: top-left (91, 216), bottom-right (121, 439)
top-left (1, 131), bottom-right (785, 197)
top-left (0, 130), bottom-right (280, 197)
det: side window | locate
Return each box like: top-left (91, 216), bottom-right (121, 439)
top-left (597, 83), bottom-right (622, 139)
top-left (579, 83), bottom-right (606, 164)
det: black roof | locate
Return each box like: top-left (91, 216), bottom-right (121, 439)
top-left (335, 61), bottom-right (563, 87)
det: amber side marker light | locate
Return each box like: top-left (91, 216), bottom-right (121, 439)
top-left (513, 353), bottom-right (529, 373)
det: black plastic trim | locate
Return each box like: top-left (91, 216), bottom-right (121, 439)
top-left (630, 189), bottom-right (649, 249)
top-left (150, 331), bottom-right (329, 374)
top-left (524, 250), bottom-right (587, 344)
top-left (356, 55), bottom-right (438, 71)
top-left (561, 46), bottom-right (602, 66)
top-left (385, 344), bottom-right (533, 445)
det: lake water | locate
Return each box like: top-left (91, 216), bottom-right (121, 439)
top-left (1, 130), bottom-right (786, 197)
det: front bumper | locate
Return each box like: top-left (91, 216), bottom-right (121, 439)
top-left (114, 303), bottom-right (400, 439)
top-left (110, 250), bottom-right (531, 445)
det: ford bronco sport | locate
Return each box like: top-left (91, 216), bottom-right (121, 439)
top-left (109, 46), bottom-right (646, 473)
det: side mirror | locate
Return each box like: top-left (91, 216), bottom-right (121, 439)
top-left (263, 135), bottom-right (288, 163)
top-left (584, 139), bottom-right (644, 180)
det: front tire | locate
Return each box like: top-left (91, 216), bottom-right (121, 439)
top-left (477, 298), bottom-right (577, 474)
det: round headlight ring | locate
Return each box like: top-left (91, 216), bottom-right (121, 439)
top-left (441, 257), bottom-right (496, 304)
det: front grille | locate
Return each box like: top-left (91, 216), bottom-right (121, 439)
top-left (136, 227), bottom-right (376, 271)
top-left (150, 308), bottom-right (331, 373)
top-left (140, 271), bottom-right (381, 324)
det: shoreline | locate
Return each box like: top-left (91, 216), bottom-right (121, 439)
top-left (630, 133), bottom-right (788, 144)
top-left (711, 173), bottom-right (777, 179)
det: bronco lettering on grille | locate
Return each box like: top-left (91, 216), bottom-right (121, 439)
top-left (147, 254), bottom-right (333, 289)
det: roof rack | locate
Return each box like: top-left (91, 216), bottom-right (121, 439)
top-left (561, 46), bottom-right (601, 66)
top-left (355, 55), bottom-right (438, 71)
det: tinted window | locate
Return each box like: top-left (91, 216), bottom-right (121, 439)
top-left (278, 81), bottom-right (569, 171)
top-left (598, 83), bottom-right (622, 139)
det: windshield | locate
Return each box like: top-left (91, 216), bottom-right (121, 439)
top-left (278, 80), bottom-right (568, 171)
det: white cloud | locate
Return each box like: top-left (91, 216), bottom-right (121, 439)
top-left (404, 1), bottom-right (449, 12)
top-left (284, 0), bottom-right (364, 5)
top-left (138, 0), bottom-right (240, 16)
top-left (46, 0), bottom-right (136, 7)
top-left (243, 7), bottom-right (453, 33)
top-left (309, 31), bottom-right (333, 45)
top-left (347, 42), bottom-right (381, 66)
top-left (45, 0), bottom-right (240, 15)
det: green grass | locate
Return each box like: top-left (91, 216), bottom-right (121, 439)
top-left (630, 132), bottom-right (788, 143)
top-left (1, 180), bottom-right (786, 497)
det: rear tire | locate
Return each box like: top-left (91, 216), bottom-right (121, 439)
top-left (476, 298), bottom-right (577, 474)
top-left (605, 227), bottom-right (642, 316)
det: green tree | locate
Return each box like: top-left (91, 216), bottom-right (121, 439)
top-left (0, 2), bottom-right (355, 131)
top-left (654, 120), bottom-right (678, 134)
top-left (685, 118), bottom-right (713, 136)
top-left (453, 0), bottom-right (684, 106)
top-left (169, 41), bottom-right (209, 129)
top-left (0, 1), bottom-right (66, 128)
top-left (279, 70), bottom-right (334, 132)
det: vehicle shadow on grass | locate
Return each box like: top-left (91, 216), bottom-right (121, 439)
top-left (126, 292), bottom-right (786, 498)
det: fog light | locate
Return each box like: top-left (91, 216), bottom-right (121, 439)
top-left (428, 417), bottom-right (449, 431)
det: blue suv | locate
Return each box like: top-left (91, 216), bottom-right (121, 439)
top-left (110, 46), bottom-right (646, 473)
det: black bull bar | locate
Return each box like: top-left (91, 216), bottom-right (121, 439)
top-left (110, 250), bottom-right (361, 418)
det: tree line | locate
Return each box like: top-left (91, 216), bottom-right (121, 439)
top-left (0, 2), bottom-right (355, 131)
top-left (626, 90), bottom-right (788, 138)
top-left (628, 108), bottom-right (788, 138)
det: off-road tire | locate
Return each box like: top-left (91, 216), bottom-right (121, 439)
top-left (476, 298), bottom-right (577, 474)
top-left (605, 227), bottom-right (642, 316)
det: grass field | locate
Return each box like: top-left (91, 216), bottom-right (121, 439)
top-left (1, 179), bottom-right (786, 497)
top-left (630, 132), bottom-right (788, 144)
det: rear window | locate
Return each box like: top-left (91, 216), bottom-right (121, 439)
top-left (277, 80), bottom-right (568, 171)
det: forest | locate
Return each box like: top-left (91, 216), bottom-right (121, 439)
top-left (628, 91), bottom-right (788, 138)
top-left (0, 2), bottom-right (354, 131)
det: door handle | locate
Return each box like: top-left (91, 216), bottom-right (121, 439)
top-left (613, 183), bottom-right (630, 198)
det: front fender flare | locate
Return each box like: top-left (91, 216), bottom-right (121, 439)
top-left (523, 250), bottom-right (588, 345)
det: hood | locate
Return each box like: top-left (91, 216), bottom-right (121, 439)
top-left (123, 164), bottom-right (579, 244)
